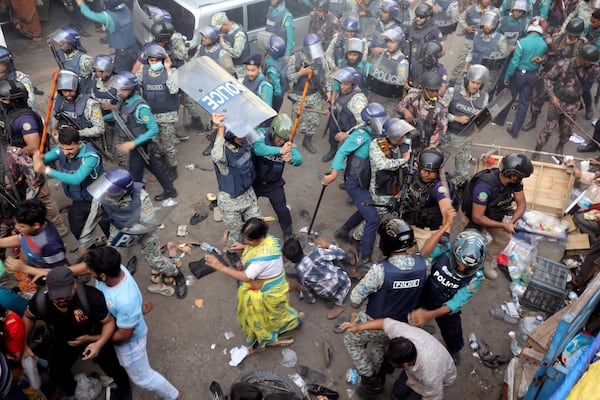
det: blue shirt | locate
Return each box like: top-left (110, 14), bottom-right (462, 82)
top-left (331, 126), bottom-right (372, 171)
top-left (504, 32), bottom-right (547, 81)
top-left (105, 94), bottom-right (159, 147)
top-left (44, 142), bottom-right (100, 186)
top-left (95, 266), bottom-right (147, 341)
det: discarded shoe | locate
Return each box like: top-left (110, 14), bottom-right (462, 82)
top-left (174, 271), bottom-right (187, 299)
top-left (213, 206), bottom-right (222, 222)
top-left (322, 339), bottom-right (333, 368)
top-left (333, 314), bottom-right (350, 333)
top-left (190, 210), bottom-right (208, 225)
top-left (297, 365), bottom-right (326, 383)
top-left (147, 283), bottom-right (175, 297)
top-left (189, 259), bottom-right (216, 280)
top-left (326, 305), bottom-right (345, 320)
top-left (308, 384), bottom-right (339, 399)
top-left (125, 256), bottom-right (137, 276)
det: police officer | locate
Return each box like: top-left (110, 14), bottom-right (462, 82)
top-left (308, 0), bottom-right (340, 50)
top-left (74, 0), bottom-right (139, 72)
top-left (397, 70), bottom-right (449, 151)
top-left (107, 71), bottom-right (177, 202)
top-left (133, 19), bottom-right (188, 73)
top-left (409, 224), bottom-right (488, 365)
top-left (80, 168), bottom-right (187, 299)
top-left (432, 0), bottom-right (459, 36)
top-left (523, 17), bottom-right (588, 131)
top-left (211, 11), bottom-right (251, 77)
top-left (211, 113), bottom-right (261, 257)
top-left (449, 0), bottom-right (498, 85)
top-left (50, 70), bottom-right (105, 143)
top-left (252, 114), bottom-right (301, 240)
top-left (368, 0), bottom-right (400, 57)
top-left (0, 46), bottom-right (35, 108)
top-left (266, 0), bottom-right (295, 58)
top-left (263, 35), bottom-right (289, 112)
top-left (562, 0), bottom-right (594, 35)
top-left (324, 103), bottom-right (387, 266)
top-left (287, 33), bottom-right (329, 154)
top-left (33, 127), bottom-right (107, 240)
top-left (323, 67), bottom-right (368, 162)
top-left (499, 0), bottom-right (550, 18)
top-left (406, 3), bottom-right (445, 70)
top-left (242, 54), bottom-right (274, 108)
top-left (342, 218), bottom-right (426, 398)
top-left (326, 13), bottom-right (366, 69)
top-left (498, 0), bottom-right (529, 53)
top-left (534, 45), bottom-right (600, 157)
top-left (135, 44), bottom-right (179, 183)
top-left (402, 148), bottom-right (453, 250)
top-left (460, 153), bottom-right (532, 279)
top-left (407, 41), bottom-right (449, 97)
top-left (493, 17), bottom-right (548, 138)
top-left (0, 80), bottom-right (68, 237)
top-left (47, 27), bottom-right (93, 91)
top-left (367, 27), bottom-right (410, 117)
top-left (467, 11), bottom-right (508, 85)
top-left (336, 38), bottom-right (372, 93)
top-left (440, 65), bottom-right (490, 183)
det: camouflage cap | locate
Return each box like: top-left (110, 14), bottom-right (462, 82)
top-left (211, 12), bottom-right (229, 27)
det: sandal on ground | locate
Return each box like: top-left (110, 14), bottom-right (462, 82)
top-left (142, 301), bottom-right (153, 315)
top-left (266, 337), bottom-right (294, 347)
top-left (190, 210), bottom-right (208, 225)
top-left (150, 271), bottom-right (162, 284)
top-left (326, 305), bottom-right (346, 320)
top-left (147, 283), bottom-right (175, 297)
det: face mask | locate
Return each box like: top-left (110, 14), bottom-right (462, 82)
top-left (150, 62), bottom-right (164, 71)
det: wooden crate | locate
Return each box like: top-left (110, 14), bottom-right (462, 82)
top-left (477, 154), bottom-right (575, 217)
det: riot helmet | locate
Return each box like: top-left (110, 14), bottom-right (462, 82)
top-left (382, 27), bottom-right (405, 43)
top-left (144, 43), bottom-right (168, 60)
top-left (500, 153), bottom-right (533, 178)
top-left (480, 10), bottom-right (500, 30)
top-left (314, 0), bottom-right (330, 11)
top-left (223, 118), bottom-right (261, 145)
top-left (345, 38), bottom-right (364, 55)
top-left (423, 41), bottom-right (443, 59)
top-left (381, 0), bottom-right (399, 17)
top-left (511, 0), bottom-right (528, 12)
top-left (198, 25), bottom-right (220, 45)
top-left (108, 71), bottom-right (139, 92)
top-left (420, 70), bottom-right (442, 90)
top-left (382, 118), bottom-right (415, 142)
top-left (579, 44), bottom-right (600, 65)
top-left (104, 0), bottom-right (126, 10)
top-left (333, 66), bottom-right (359, 86)
top-left (451, 229), bottom-right (488, 278)
top-left (92, 54), bottom-right (114, 75)
top-left (415, 3), bottom-right (434, 18)
top-left (151, 21), bottom-right (175, 42)
top-left (418, 148), bottom-right (444, 172)
top-left (270, 114), bottom-right (293, 140)
top-left (87, 168), bottom-right (133, 201)
top-left (56, 70), bottom-right (79, 92)
top-left (48, 27), bottom-right (81, 49)
top-left (466, 64), bottom-right (490, 86)
top-left (566, 17), bottom-right (586, 37)
top-left (0, 46), bottom-right (15, 79)
top-left (378, 218), bottom-right (415, 256)
top-left (303, 33), bottom-right (324, 60)
top-left (0, 80), bottom-right (28, 102)
top-left (341, 15), bottom-right (360, 32)
top-left (268, 35), bottom-right (287, 58)
top-left (361, 102), bottom-right (388, 136)
top-left (526, 16), bottom-right (546, 34)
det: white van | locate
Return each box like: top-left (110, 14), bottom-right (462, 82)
top-left (132, 0), bottom-right (313, 54)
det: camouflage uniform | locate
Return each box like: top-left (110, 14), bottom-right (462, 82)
top-left (466, 31), bottom-right (508, 94)
top-left (308, 11), bottom-right (340, 51)
top-left (79, 188), bottom-right (179, 277)
top-left (396, 88), bottom-right (449, 149)
top-left (135, 68), bottom-right (179, 168)
top-left (167, 32), bottom-right (188, 65)
top-left (212, 136), bottom-right (261, 244)
top-left (220, 22), bottom-right (249, 79)
top-left (536, 58), bottom-right (594, 149)
top-left (439, 85), bottom-right (488, 183)
top-left (562, 0), bottom-right (592, 34)
top-left (49, 96), bottom-right (105, 140)
top-left (325, 32), bottom-right (368, 69)
top-left (14, 71), bottom-right (35, 108)
top-left (91, 77), bottom-right (124, 167)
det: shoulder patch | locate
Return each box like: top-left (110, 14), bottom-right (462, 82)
top-left (438, 185), bottom-right (448, 194)
top-left (355, 135), bottom-right (363, 145)
top-left (142, 115), bottom-right (150, 122)
top-left (476, 192), bottom-right (488, 202)
top-left (22, 122), bottom-right (31, 131)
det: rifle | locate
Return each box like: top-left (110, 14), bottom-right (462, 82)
top-left (111, 107), bottom-right (151, 164)
top-left (54, 111), bottom-right (114, 161)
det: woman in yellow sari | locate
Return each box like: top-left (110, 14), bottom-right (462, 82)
top-left (205, 218), bottom-right (302, 353)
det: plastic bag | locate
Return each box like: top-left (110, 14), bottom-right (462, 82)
top-left (74, 373), bottom-right (102, 400)
top-left (281, 348), bottom-right (297, 367)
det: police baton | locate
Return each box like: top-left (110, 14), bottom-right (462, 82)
top-left (306, 182), bottom-right (328, 242)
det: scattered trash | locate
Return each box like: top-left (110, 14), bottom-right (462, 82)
top-left (299, 226), bottom-right (318, 236)
top-left (162, 198), bottom-right (178, 207)
top-left (569, 133), bottom-right (585, 144)
top-left (508, 331), bottom-right (521, 356)
top-left (158, 224), bottom-right (165, 230)
top-left (469, 333), bottom-right (479, 351)
top-left (281, 348), bottom-right (297, 367)
top-left (194, 298), bottom-right (203, 308)
top-left (489, 303), bottom-right (520, 324)
top-left (211, 343), bottom-right (216, 349)
top-left (224, 332), bottom-right (235, 340)
top-left (229, 346), bottom-right (249, 367)
top-left (185, 275), bottom-right (196, 287)
top-left (262, 216), bottom-right (277, 222)
top-left (74, 373), bottom-right (102, 400)
top-left (201, 242), bottom-right (224, 256)
top-left (206, 193), bottom-right (217, 201)
top-left (176, 225), bottom-right (188, 237)
top-left (288, 373), bottom-right (309, 398)
top-left (345, 368), bottom-right (359, 385)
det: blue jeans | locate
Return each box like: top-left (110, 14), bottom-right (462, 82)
top-left (114, 334), bottom-right (180, 400)
top-left (496, 70), bottom-right (538, 134)
top-left (129, 143), bottom-right (174, 192)
top-left (343, 175), bottom-right (379, 258)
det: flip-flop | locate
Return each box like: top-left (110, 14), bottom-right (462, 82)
top-left (265, 337), bottom-right (294, 347)
top-left (126, 256), bottom-right (137, 276)
top-left (147, 283), bottom-right (175, 297)
top-left (326, 306), bottom-right (346, 320)
top-left (190, 210), bottom-right (208, 225)
top-left (333, 314), bottom-right (350, 333)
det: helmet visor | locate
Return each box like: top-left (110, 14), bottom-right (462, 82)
top-left (369, 116), bottom-right (386, 136)
top-left (223, 118), bottom-right (261, 144)
top-left (87, 175), bottom-right (127, 201)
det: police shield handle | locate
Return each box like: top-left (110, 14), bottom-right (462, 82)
top-left (41, 70), bottom-right (59, 153)
top-left (289, 67), bottom-right (313, 144)
top-left (173, 57), bottom-right (276, 130)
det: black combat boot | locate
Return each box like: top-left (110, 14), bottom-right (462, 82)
top-left (586, 106), bottom-right (594, 120)
top-left (522, 114), bottom-right (538, 132)
top-left (322, 144), bottom-right (337, 162)
top-left (302, 135), bottom-right (316, 154)
top-left (154, 188), bottom-right (178, 201)
top-left (532, 144), bottom-right (543, 161)
top-left (555, 141), bottom-right (566, 154)
top-left (202, 132), bottom-right (216, 156)
top-left (578, 142), bottom-right (599, 152)
top-left (357, 375), bottom-right (383, 398)
top-left (174, 270), bottom-right (187, 299)
top-left (184, 116), bottom-right (204, 131)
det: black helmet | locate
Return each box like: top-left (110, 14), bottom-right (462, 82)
top-left (415, 3), bottom-right (433, 18)
top-left (0, 79), bottom-right (28, 102)
top-left (314, 0), bottom-right (330, 11)
top-left (420, 70), bottom-right (442, 90)
top-left (0, 46), bottom-right (15, 79)
top-left (500, 153), bottom-right (533, 178)
top-left (566, 17), bottom-right (585, 36)
top-left (418, 148), bottom-right (444, 172)
top-left (423, 41), bottom-right (443, 58)
top-left (151, 21), bottom-right (175, 42)
top-left (579, 44), bottom-right (600, 65)
top-left (451, 229), bottom-right (488, 278)
top-left (378, 218), bottom-right (414, 256)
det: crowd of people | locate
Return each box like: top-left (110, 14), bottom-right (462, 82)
top-left (0, 0), bottom-right (599, 398)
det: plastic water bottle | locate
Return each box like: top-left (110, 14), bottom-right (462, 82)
top-left (517, 315), bottom-right (544, 348)
top-left (578, 183), bottom-right (600, 210)
top-left (201, 242), bottom-right (224, 257)
top-left (508, 331), bottom-right (522, 356)
top-left (508, 254), bottom-right (522, 282)
top-left (345, 368), bottom-right (359, 385)
top-left (469, 333), bottom-right (479, 351)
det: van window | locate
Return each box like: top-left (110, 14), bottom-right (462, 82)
top-left (285, 0), bottom-right (313, 18)
top-left (225, 7), bottom-right (244, 27)
top-left (137, 0), bottom-right (195, 39)
top-left (247, 1), bottom-right (270, 31)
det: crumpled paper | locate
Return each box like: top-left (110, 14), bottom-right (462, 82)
top-left (229, 346), bottom-right (249, 367)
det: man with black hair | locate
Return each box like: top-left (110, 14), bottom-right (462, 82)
top-left (86, 246), bottom-right (183, 400)
top-left (341, 318), bottom-right (456, 400)
top-left (22, 266), bottom-right (132, 400)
